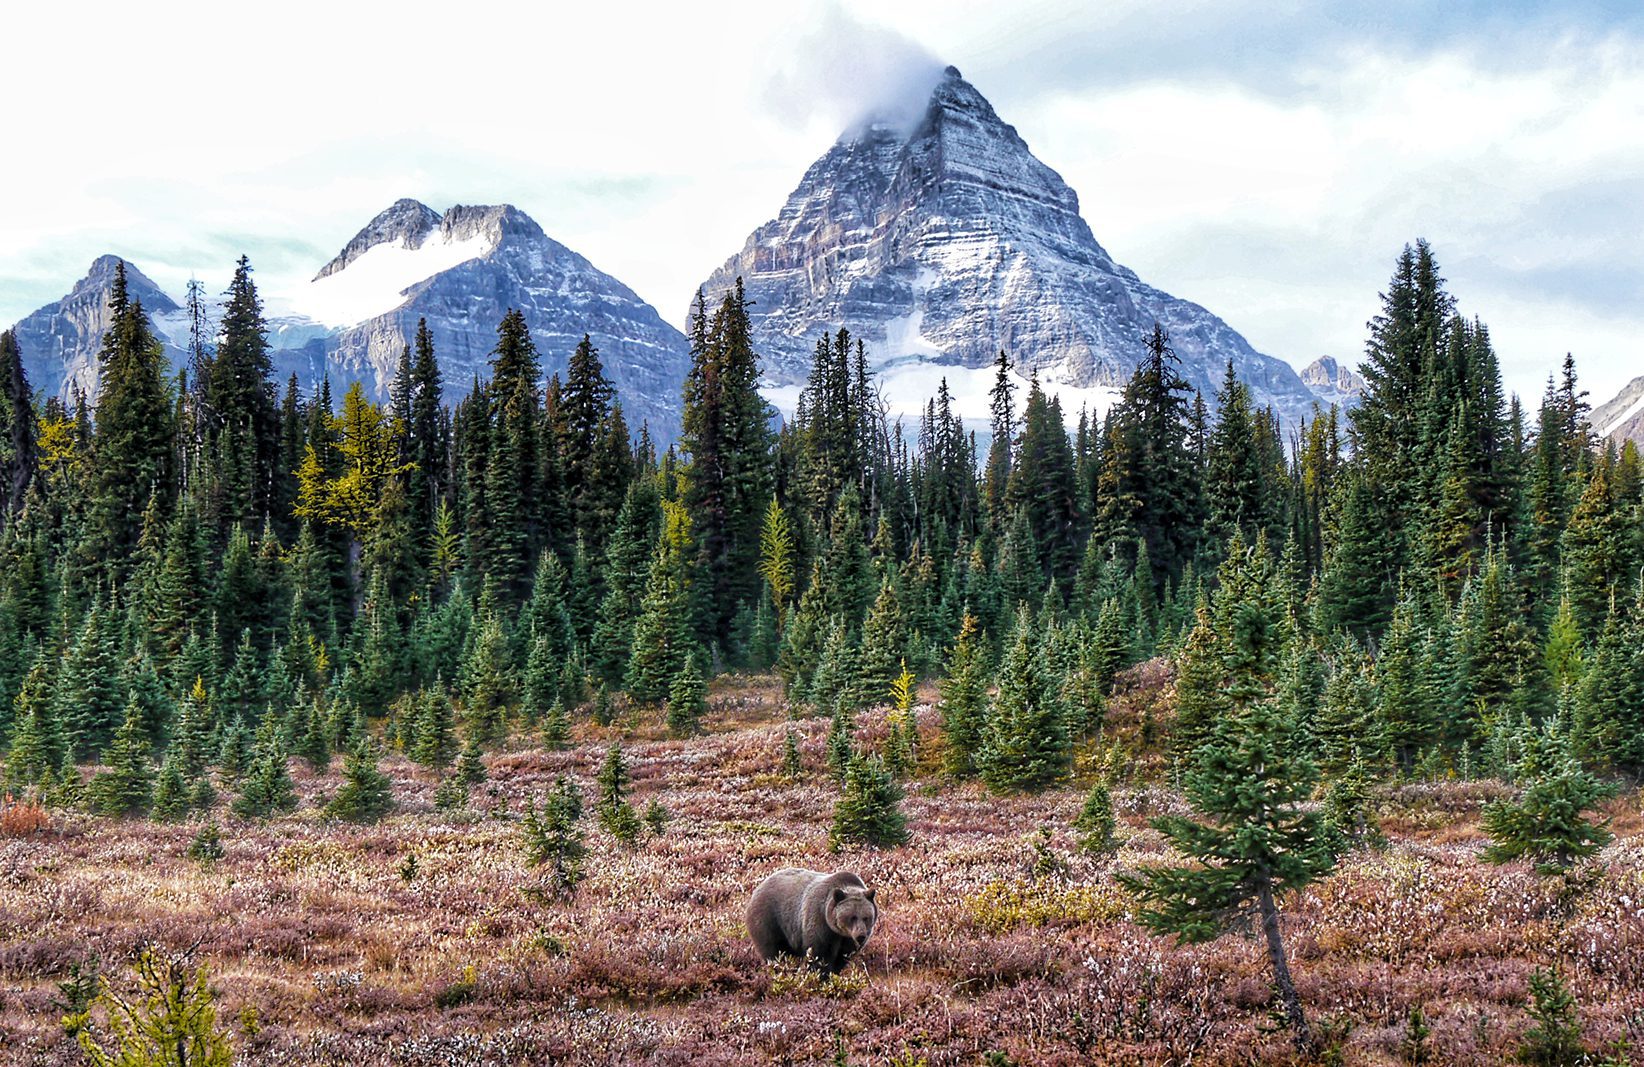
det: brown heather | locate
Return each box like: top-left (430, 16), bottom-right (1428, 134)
top-left (2, 665), bottom-right (1642, 1065)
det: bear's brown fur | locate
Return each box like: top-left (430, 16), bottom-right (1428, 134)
top-left (746, 867), bottom-right (878, 975)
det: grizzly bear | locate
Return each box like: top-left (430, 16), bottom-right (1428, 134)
top-left (746, 868), bottom-right (878, 975)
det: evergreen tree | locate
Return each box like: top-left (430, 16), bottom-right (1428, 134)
top-left (683, 284), bottom-right (775, 636)
top-left (540, 697), bottom-right (570, 751)
top-left (1482, 757), bottom-right (1614, 874)
top-left (87, 700), bottom-right (154, 817)
top-left (1119, 694), bottom-right (1335, 1051)
top-left (520, 776), bottom-right (586, 898)
top-left (851, 577), bottom-right (906, 709)
top-left (409, 685), bottom-right (457, 768)
top-left (625, 500), bottom-right (698, 703)
top-left (456, 730), bottom-right (488, 787)
top-left (88, 262), bottom-right (176, 565)
top-left (232, 726), bottom-right (297, 820)
top-left (1073, 781), bottom-right (1117, 854)
top-left (978, 605), bottom-right (1069, 793)
top-left (6, 657), bottom-right (65, 787)
top-left (151, 750), bottom-right (190, 822)
top-left (595, 740), bottom-right (643, 844)
top-left (204, 256), bottom-right (279, 530)
top-left (326, 739), bottom-right (394, 822)
top-left (829, 753), bottom-right (909, 850)
top-left (0, 330), bottom-right (37, 525)
top-left (665, 652), bottom-right (707, 737)
top-left (938, 613), bottom-right (990, 777)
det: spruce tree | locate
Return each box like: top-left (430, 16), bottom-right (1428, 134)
top-left (232, 725), bottom-right (297, 820)
top-left (938, 613), bottom-right (990, 777)
top-left (204, 256), bottom-right (279, 531)
top-left (88, 700), bottom-right (154, 817)
top-left (682, 284), bottom-right (775, 636)
top-left (830, 753), bottom-right (909, 850)
top-left (151, 750), bottom-right (190, 822)
top-left (1073, 781), bottom-right (1117, 854)
top-left (540, 698), bottom-right (570, 751)
top-left (521, 776), bottom-right (586, 898)
top-left (0, 330), bottom-right (37, 524)
top-left (6, 657), bottom-right (65, 787)
top-left (1482, 757), bottom-right (1614, 874)
top-left (1119, 694), bottom-right (1335, 1051)
top-left (851, 577), bottom-right (906, 708)
top-left (595, 740), bottom-right (643, 844)
top-left (409, 685), bottom-right (457, 768)
top-left (625, 500), bottom-right (698, 704)
top-left (88, 262), bottom-right (176, 565)
top-left (978, 605), bottom-right (1069, 793)
top-left (665, 653), bottom-right (707, 737)
top-left (327, 740), bottom-right (394, 823)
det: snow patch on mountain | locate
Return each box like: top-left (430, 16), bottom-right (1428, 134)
top-left (284, 226), bottom-right (496, 328)
top-left (1594, 375), bottom-right (1644, 443)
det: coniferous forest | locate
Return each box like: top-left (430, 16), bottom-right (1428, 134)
top-left (3, 242), bottom-right (1643, 1065)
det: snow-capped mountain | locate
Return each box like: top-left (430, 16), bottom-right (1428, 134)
top-left (268, 201), bottom-right (691, 439)
top-left (5, 203), bottom-right (691, 440)
top-left (1593, 375), bottom-right (1644, 446)
top-left (1299, 356), bottom-right (1365, 411)
top-left (10, 255), bottom-right (188, 402)
top-left (697, 66), bottom-right (1322, 429)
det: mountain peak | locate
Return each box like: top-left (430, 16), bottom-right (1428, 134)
top-left (315, 198), bottom-right (440, 280)
top-left (697, 65), bottom-right (1321, 429)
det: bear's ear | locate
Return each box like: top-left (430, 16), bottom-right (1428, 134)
top-left (831, 887), bottom-right (847, 905)
top-left (865, 888), bottom-right (875, 902)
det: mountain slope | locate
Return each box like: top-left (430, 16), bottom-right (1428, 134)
top-left (272, 201), bottom-right (691, 439)
top-left (697, 66), bottom-right (1321, 428)
top-left (1299, 356), bottom-right (1365, 411)
top-left (6, 205), bottom-right (692, 440)
top-left (10, 255), bottom-right (186, 401)
top-left (1593, 375), bottom-right (1644, 446)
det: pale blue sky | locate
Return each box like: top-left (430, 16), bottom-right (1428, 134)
top-left (1, 0), bottom-right (1638, 404)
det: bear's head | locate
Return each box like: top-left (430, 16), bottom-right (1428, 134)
top-left (827, 883), bottom-right (878, 949)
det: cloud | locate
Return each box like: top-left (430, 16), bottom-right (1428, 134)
top-left (761, 3), bottom-right (947, 135)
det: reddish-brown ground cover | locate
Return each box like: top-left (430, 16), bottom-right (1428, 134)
top-left (2, 668), bottom-right (1640, 1065)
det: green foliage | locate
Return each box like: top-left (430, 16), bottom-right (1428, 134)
top-left (326, 740), bottom-right (394, 823)
top-left (1073, 781), bottom-right (1116, 854)
top-left (186, 823), bottom-right (225, 865)
top-left (232, 721), bottom-right (296, 820)
top-left (937, 613), bottom-right (989, 777)
top-left (595, 740), bottom-right (643, 845)
top-left (830, 754), bottom-right (908, 850)
top-left (87, 701), bottom-right (154, 817)
top-left (521, 776), bottom-right (586, 898)
top-left (625, 500), bottom-right (699, 704)
top-left (1515, 968), bottom-right (1586, 1067)
top-left (1482, 759), bottom-right (1615, 874)
top-left (978, 605), bottom-right (1069, 793)
top-left (782, 727), bottom-right (804, 779)
top-left (76, 949), bottom-right (234, 1067)
top-left (665, 653), bottom-right (707, 737)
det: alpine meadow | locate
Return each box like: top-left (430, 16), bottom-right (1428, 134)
top-left (2, 11), bottom-right (1644, 1067)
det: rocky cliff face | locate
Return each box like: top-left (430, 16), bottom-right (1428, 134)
top-left (698, 66), bottom-right (1322, 429)
top-left (10, 255), bottom-right (185, 401)
top-left (282, 202), bottom-right (691, 439)
top-left (8, 205), bottom-right (691, 440)
top-left (1593, 375), bottom-right (1644, 447)
top-left (1299, 356), bottom-right (1365, 411)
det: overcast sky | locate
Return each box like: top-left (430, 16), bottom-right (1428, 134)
top-left (2, 0), bottom-right (1639, 405)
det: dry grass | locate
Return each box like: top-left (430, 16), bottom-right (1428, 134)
top-left (2, 666), bottom-right (1641, 1066)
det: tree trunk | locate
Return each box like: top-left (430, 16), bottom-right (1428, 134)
top-left (1258, 881), bottom-right (1314, 1052)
